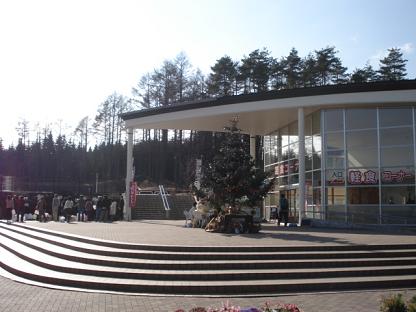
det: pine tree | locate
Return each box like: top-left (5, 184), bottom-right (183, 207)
top-left (202, 120), bottom-right (274, 209)
top-left (207, 55), bottom-right (238, 97)
top-left (350, 63), bottom-right (378, 83)
top-left (378, 47), bottom-right (408, 81)
top-left (282, 48), bottom-right (303, 89)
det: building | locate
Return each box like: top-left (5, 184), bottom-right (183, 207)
top-left (121, 80), bottom-right (416, 225)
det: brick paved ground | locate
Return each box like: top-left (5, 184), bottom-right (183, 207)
top-left (20, 219), bottom-right (416, 246)
top-left (0, 275), bottom-right (415, 312)
top-left (1, 219), bottom-right (415, 311)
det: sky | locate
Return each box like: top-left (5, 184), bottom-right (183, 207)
top-left (0, 0), bottom-right (415, 147)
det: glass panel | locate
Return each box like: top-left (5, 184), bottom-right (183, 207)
top-left (313, 188), bottom-right (321, 205)
top-left (348, 205), bottom-right (379, 224)
top-left (326, 150), bottom-right (344, 169)
top-left (380, 127), bottom-right (413, 146)
top-left (289, 174), bottom-right (299, 184)
top-left (346, 108), bottom-right (377, 130)
top-left (313, 135), bottom-right (322, 153)
top-left (313, 152), bottom-right (321, 169)
top-left (347, 147), bottom-right (379, 167)
top-left (289, 159), bottom-right (299, 175)
top-left (289, 142), bottom-right (299, 159)
top-left (312, 111), bottom-right (321, 135)
top-left (282, 145), bottom-right (290, 161)
top-left (326, 132), bottom-right (344, 150)
top-left (381, 185), bottom-right (415, 204)
top-left (305, 138), bottom-right (313, 155)
top-left (265, 153), bottom-right (271, 166)
top-left (279, 176), bottom-right (288, 186)
top-left (306, 172), bottom-right (313, 187)
top-left (269, 193), bottom-right (278, 206)
top-left (326, 169), bottom-right (345, 186)
top-left (288, 122), bottom-right (298, 143)
top-left (327, 205), bottom-right (345, 222)
top-left (381, 146), bottom-right (414, 166)
top-left (281, 127), bottom-right (289, 146)
top-left (381, 167), bottom-right (415, 184)
top-left (346, 130), bottom-right (377, 148)
top-left (382, 205), bottom-right (416, 224)
top-left (379, 108), bottom-right (413, 128)
top-left (326, 187), bottom-right (346, 205)
top-left (275, 161), bottom-right (289, 177)
top-left (313, 170), bottom-right (322, 187)
top-left (306, 154), bottom-right (313, 171)
top-left (325, 109), bottom-right (343, 132)
top-left (347, 187), bottom-right (379, 204)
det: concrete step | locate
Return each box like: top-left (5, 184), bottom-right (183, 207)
top-left (1, 221), bottom-right (416, 296)
top-left (2, 246), bottom-right (416, 296)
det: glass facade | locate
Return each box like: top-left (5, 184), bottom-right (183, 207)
top-left (264, 107), bottom-right (416, 225)
top-left (264, 111), bottom-right (322, 222)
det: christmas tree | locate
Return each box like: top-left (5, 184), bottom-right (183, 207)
top-left (202, 119), bottom-right (274, 210)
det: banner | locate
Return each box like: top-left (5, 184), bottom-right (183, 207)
top-left (129, 181), bottom-right (137, 208)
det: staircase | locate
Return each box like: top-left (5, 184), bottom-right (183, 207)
top-left (132, 194), bottom-right (194, 220)
top-left (132, 195), bottom-right (165, 219)
top-left (1, 221), bottom-right (416, 296)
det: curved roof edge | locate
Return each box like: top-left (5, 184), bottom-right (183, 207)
top-left (121, 80), bottom-right (416, 121)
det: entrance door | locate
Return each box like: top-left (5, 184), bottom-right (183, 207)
top-left (280, 188), bottom-right (298, 223)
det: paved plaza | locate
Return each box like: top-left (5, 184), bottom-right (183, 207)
top-left (0, 220), bottom-right (415, 311)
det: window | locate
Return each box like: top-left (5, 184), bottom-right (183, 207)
top-left (347, 187), bottom-right (379, 205)
top-left (326, 187), bottom-right (345, 205)
top-left (381, 146), bottom-right (414, 167)
top-left (381, 185), bottom-right (415, 204)
top-left (326, 132), bottom-right (344, 150)
top-left (346, 108), bottom-right (377, 130)
top-left (379, 108), bottom-right (413, 127)
top-left (347, 147), bottom-right (379, 167)
top-left (325, 109), bottom-right (343, 132)
top-left (380, 127), bottom-right (413, 146)
top-left (346, 130), bottom-right (377, 148)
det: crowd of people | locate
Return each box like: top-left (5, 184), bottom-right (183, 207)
top-left (0, 192), bottom-right (124, 223)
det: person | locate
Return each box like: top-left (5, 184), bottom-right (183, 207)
top-left (36, 195), bottom-right (47, 222)
top-left (95, 196), bottom-right (103, 222)
top-left (5, 194), bottom-right (14, 222)
top-left (15, 195), bottom-right (25, 222)
top-left (77, 196), bottom-right (86, 222)
top-left (52, 194), bottom-right (61, 222)
top-left (85, 197), bottom-right (94, 221)
top-left (278, 193), bottom-right (289, 227)
top-left (63, 196), bottom-right (74, 223)
top-left (117, 195), bottom-right (124, 221)
top-left (109, 198), bottom-right (117, 222)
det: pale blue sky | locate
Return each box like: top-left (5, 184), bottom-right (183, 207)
top-left (0, 0), bottom-right (415, 146)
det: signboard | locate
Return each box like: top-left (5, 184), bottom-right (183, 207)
top-left (348, 169), bottom-right (378, 185)
top-left (129, 181), bottom-right (137, 208)
top-left (381, 169), bottom-right (414, 184)
top-left (327, 170), bottom-right (345, 185)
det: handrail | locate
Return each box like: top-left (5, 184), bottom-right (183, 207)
top-left (159, 185), bottom-right (170, 211)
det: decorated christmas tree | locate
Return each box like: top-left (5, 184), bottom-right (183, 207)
top-left (202, 119), bottom-right (274, 210)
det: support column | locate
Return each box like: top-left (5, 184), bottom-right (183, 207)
top-left (298, 107), bottom-right (305, 225)
top-left (125, 128), bottom-right (134, 221)
top-left (250, 135), bottom-right (256, 161)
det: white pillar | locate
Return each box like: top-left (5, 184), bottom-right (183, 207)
top-left (125, 128), bottom-right (134, 221)
top-left (250, 135), bottom-right (256, 161)
top-left (298, 107), bottom-right (305, 225)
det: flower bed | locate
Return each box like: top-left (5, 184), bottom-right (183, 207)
top-left (175, 300), bottom-right (303, 312)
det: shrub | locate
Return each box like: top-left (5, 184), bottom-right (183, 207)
top-left (380, 294), bottom-right (408, 312)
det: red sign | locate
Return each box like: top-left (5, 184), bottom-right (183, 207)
top-left (382, 170), bottom-right (413, 183)
top-left (348, 169), bottom-right (378, 185)
top-left (129, 181), bottom-right (137, 208)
